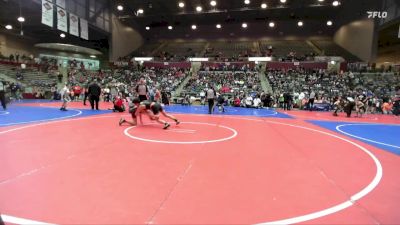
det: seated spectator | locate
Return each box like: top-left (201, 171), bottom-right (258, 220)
top-left (245, 95), bottom-right (253, 108)
top-left (234, 96), bottom-right (241, 107)
top-left (382, 101), bottom-right (393, 114)
top-left (110, 96), bottom-right (125, 112)
top-left (253, 95), bottom-right (262, 108)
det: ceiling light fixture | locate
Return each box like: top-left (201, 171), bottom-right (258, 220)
top-left (280, 0), bottom-right (287, 3)
top-left (327, 20), bottom-right (333, 26)
top-left (60, 33), bottom-right (66, 38)
top-left (168, 26), bottom-right (173, 30)
top-left (216, 24), bottom-right (222, 29)
top-left (146, 26), bottom-right (150, 30)
top-left (17, 17), bottom-right (25, 22)
top-left (269, 22), bottom-right (275, 27)
top-left (5, 25), bottom-right (12, 30)
top-left (178, 2), bottom-right (185, 8)
top-left (137, 9), bottom-right (144, 14)
top-left (297, 21), bottom-right (303, 26)
top-left (242, 23), bottom-right (248, 28)
top-left (117, 5), bottom-right (123, 11)
top-left (332, 0), bottom-right (340, 6)
top-left (192, 25), bottom-right (197, 30)
top-left (210, 0), bottom-right (217, 6)
top-left (196, 6), bottom-right (202, 12)
top-left (261, 3), bottom-right (267, 8)
top-left (244, 0), bottom-right (250, 5)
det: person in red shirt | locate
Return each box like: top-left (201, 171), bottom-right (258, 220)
top-left (111, 96), bottom-right (125, 112)
top-left (234, 96), bottom-right (241, 107)
top-left (73, 85), bottom-right (81, 101)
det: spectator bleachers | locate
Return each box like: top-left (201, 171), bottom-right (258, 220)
top-left (0, 61), bottom-right (58, 89)
top-left (184, 70), bottom-right (261, 96)
top-left (154, 42), bottom-right (207, 61)
top-left (131, 42), bottom-right (163, 57)
top-left (312, 40), bottom-right (360, 62)
top-left (205, 41), bottom-right (256, 59)
top-left (259, 40), bottom-right (316, 60)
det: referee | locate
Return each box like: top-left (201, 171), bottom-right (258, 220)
top-left (0, 80), bottom-right (7, 110)
top-left (88, 81), bottom-right (101, 110)
top-left (206, 86), bottom-right (216, 114)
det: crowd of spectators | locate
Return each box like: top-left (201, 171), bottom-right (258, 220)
top-left (63, 63), bottom-right (189, 105)
top-left (182, 64), bottom-right (263, 107)
top-left (265, 68), bottom-right (400, 115)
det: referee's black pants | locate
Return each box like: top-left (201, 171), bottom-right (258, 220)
top-left (208, 99), bottom-right (214, 114)
top-left (90, 95), bottom-right (100, 110)
top-left (0, 91), bottom-right (6, 110)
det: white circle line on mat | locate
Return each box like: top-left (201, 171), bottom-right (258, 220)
top-left (254, 119), bottom-right (382, 225)
top-left (0, 114), bottom-right (382, 225)
top-left (0, 109), bottom-right (82, 126)
top-left (336, 123), bottom-right (400, 149)
top-left (124, 121), bottom-right (238, 144)
top-left (0, 111), bottom-right (10, 115)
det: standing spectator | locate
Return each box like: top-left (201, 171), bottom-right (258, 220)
top-left (10, 83), bottom-right (17, 100)
top-left (73, 85), bottom-right (82, 101)
top-left (103, 86), bottom-right (110, 102)
top-left (83, 83), bottom-right (89, 106)
top-left (51, 85), bottom-right (57, 100)
top-left (206, 86), bottom-right (216, 114)
top-left (57, 72), bottom-right (63, 83)
top-left (200, 90), bottom-right (206, 105)
top-left (154, 87), bottom-right (161, 103)
top-left (308, 90), bottom-right (316, 111)
top-left (136, 77), bottom-right (148, 102)
top-left (161, 89), bottom-right (170, 105)
top-left (283, 92), bottom-right (292, 110)
top-left (88, 81), bottom-right (101, 110)
top-left (0, 80), bottom-right (7, 110)
top-left (60, 84), bottom-right (71, 111)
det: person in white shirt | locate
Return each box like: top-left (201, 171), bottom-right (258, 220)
top-left (253, 95), bottom-right (262, 108)
top-left (245, 95), bottom-right (253, 108)
top-left (60, 84), bottom-right (71, 111)
top-left (206, 87), bottom-right (216, 114)
top-left (200, 90), bottom-right (206, 105)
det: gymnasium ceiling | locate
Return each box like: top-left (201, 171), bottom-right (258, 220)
top-left (113, 0), bottom-right (382, 38)
top-left (0, 0), bottom-right (109, 53)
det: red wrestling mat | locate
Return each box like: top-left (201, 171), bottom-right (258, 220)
top-left (0, 114), bottom-right (399, 224)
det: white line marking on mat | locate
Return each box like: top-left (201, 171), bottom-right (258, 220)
top-left (0, 114), bottom-right (383, 224)
top-left (124, 122), bottom-right (237, 144)
top-left (1, 214), bottom-right (56, 225)
top-left (0, 109), bottom-right (82, 126)
top-left (336, 123), bottom-right (400, 149)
